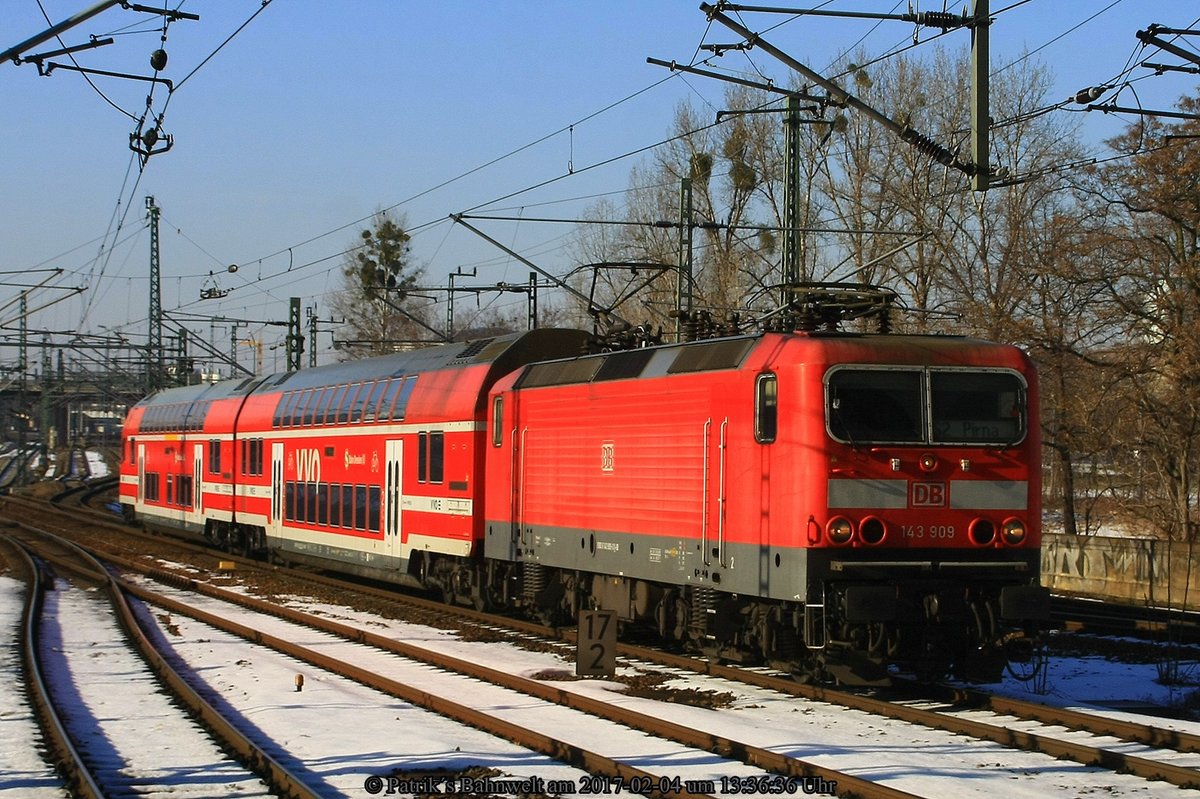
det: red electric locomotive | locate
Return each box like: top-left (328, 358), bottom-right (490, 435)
top-left (120, 292), bottom-right (1047, 684)
top-left (483, 325), bottom-right (1047, 682)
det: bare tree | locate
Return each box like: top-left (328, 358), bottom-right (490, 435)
top-left (328, 211), bottom-right (434, 357)
top-left (572, 85), bottom-right (796, 329)
top-left (1081, 98), bottom-right (1200, 543)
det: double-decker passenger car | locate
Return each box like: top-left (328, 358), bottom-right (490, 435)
top-left (121, 313), bottom-right (1048, 683)
top-left (120, 329), bottom-right (588, 579)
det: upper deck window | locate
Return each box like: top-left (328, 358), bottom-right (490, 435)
top-left (358, 381), bottom-right (383, 422)
top-left (827, 367), bottom-right (1025, 446)
top-left (324, 385), bottom-right (347, 424)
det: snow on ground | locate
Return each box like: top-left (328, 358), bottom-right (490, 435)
top-left (131, 580), bottom-right (767, 794)
top-left (0, 576), bottom-right (67, 799)
top-left (135, 575), bottom-right (1200, 799)
top-left (5, 566), bottom-right (1200, 798)
top-left (84, 451), bottom-right (109, 479)
top-left (986, 630), bottom-right (1200, 731)
top-left (39, 580), bottom-right (272, 798)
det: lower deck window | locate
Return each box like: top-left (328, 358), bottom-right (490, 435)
top-left (354, 485), bottom-right (367, 530)
top-left (282, 480), bottom-right (380, 533)
top-left (144, 472), bottom-right (160, 502)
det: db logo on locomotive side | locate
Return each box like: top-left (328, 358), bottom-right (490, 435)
top-left (600, 441), bottom-right (615, 473)
top-left (910, 481), bottom-right (947, 508)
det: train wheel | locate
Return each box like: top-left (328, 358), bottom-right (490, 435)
top-left (1004, 635), bottom-right (1046, 683)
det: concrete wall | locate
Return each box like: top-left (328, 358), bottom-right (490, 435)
top-left (1041, 532), bottom-right (1200, 611)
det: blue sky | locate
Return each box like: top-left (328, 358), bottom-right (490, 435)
top-left (3, 1), bottom-right (1197, 372)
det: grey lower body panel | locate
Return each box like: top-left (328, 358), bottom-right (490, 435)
top-left (486, 520), bottom-right (1042, 602)
top-left (138, 511), bottom-right (205, 540)
top-left (486, 520), bottom-right (809, 600)
top-left (269, 536), bottom-right (422, 588)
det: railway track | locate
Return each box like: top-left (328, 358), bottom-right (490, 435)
top-left (0, 527), bottom-right (296, 799)
top-left (5, 516), bottom-right (907, 799)
top-left (6, 493), bottom-right (1200, 798)
top-left (1052, 594), bottom-right (1200, 644)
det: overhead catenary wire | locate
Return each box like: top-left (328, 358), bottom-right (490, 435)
top-left (11, 2), bottom-right (1197, 359)
top-left (97, 2), bottom-right (1102, 298)
top-left (27, 0), bottom-right (278, 329)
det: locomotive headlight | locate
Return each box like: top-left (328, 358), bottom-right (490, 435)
top-left (1001, 518), bottom-right (1027, 545)
top-left (827, 517), bottom-right (854, 544)
top-left (969, 518), bottom-right (996, 546)
top-left (859, 516), bottom-right (887, 545)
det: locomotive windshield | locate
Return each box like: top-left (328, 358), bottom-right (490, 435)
top-left (827, 367), bottom-right (1025, 445)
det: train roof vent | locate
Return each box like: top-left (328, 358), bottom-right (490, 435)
top-left (593, 348), bottom-right (655, 382)
top-left (465, 338), bottom-right (513, 364)
top-left (273, 372), bottom-right (294, 387)
top-left (234, 377), bottom-right (257, 392)
top-left (519, 357), bottom-right (602, 388)
top-left (667, 337), bottom-right (755, 374)
top-left (451, 338), bottom-right (496, 363)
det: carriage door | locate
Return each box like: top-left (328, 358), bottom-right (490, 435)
top-left (137, 443), bottom-right (146, 504)
top-left (270, 442), bottom-right (284, 536)
top-left (384, 439), bottom-right (403, 558)
top-left (193, 443), bottom-right (203, 517)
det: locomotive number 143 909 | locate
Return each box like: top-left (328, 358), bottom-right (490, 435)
top-left (901, 525), bottom-right (955, 539)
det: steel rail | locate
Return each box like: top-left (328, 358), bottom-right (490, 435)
top-left (892, 678), bottom-right (1200, 755)
top-left (0, 535), bottom-right (106, 799)
top-left (622, 643), bottom-right (1200, 789)
top-left (4, 526), bottom-right (322, 799)
top-left (112, 572), bottom-right (721, 799)
top-left (108, 557), bottom-right (907, 799)
top-left (12, 495), bottom-right (1200, 790)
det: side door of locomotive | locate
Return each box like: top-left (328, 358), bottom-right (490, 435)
top-left (384, 438), bottom-right (403, 559)
top-left (701, 415), bottom-right (730, 569)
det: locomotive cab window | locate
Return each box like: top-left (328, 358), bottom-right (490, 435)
top-left (931, 371), bottom-right (1024, 444)
top-left (827, 367), bottom-right (1026, 445)
top-left (827, 369), bottom-right (923, 444)
top-left (755, 373), bottom-right (777, 443)
top-left (491, 396), bottom-right (503, 447)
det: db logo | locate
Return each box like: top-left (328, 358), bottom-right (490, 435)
top-left (911, 482), bottom-right (946, 508)
top-left (600, 441), bottom-right (615, 473)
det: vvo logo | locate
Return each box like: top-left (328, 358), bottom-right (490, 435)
top-left (910, 481), bottom-right (946, 508)
top-left (296, 448), bottom-right (322, 483)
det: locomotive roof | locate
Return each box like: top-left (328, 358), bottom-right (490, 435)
top-left (133, 328), bottom-right (589, 408)
top-left (510, 330), bottom-right (1027, 391)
